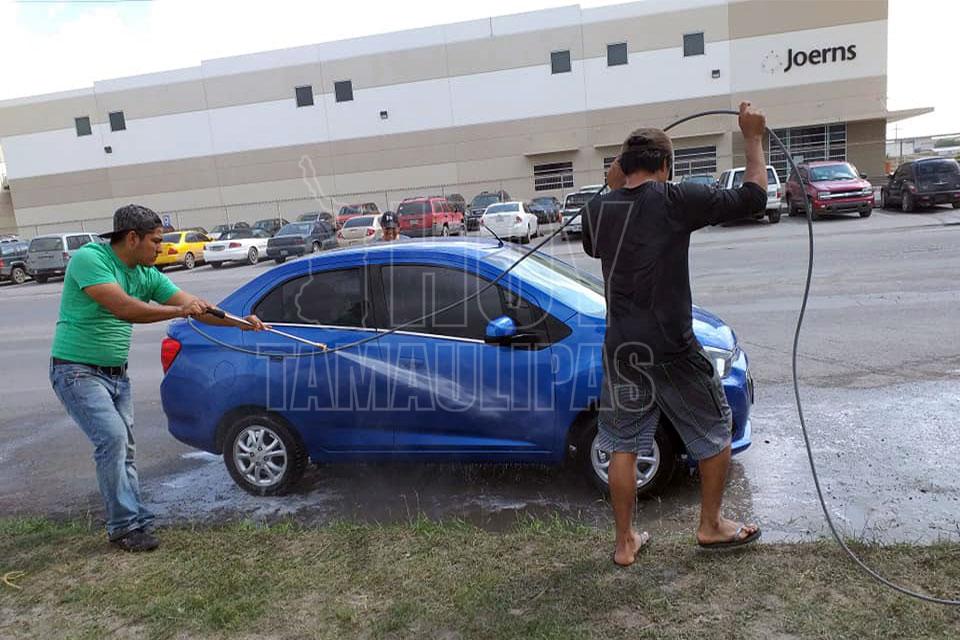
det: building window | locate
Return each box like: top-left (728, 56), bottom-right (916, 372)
top-left (334, 80), bottom-right (353, 103)
top-left (683, 32), bottom-right (705, 57)
top-left (75, 116), bottom-right (92, 137)
top-left (551, 50), bottom-right (571, 74)
top-left (534, 161), bottom-right (574, 191)
top-left (295, 85), bottom-right (314, 107)
top-left (673, 146), bottom-right (718, 177)
top-left (108, 111), bottom-right (126, 132)
top-left (769, 124), bottom-right (846, 181)
top-left (607, 42), bottom-right (628, 67)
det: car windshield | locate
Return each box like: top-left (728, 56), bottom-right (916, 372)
top-left (339, 205), bottom-right (362, 215)
top-left (532, 198), bottom-right (555, 206)
top-left (277, 223), bottom-right (311, 236)
top-left (809, 164), bottom-right (858, 181)
top-left (682, 175), bottom-right (714, 185)
top-left (344, 216), bottom-right (375, 228)
top-left (221, 230), bottom-right (252, 240)
top-left (563, 193), bottom-right (593, 210)
top-left (485, 203), bottom-right (519, 214)
top-left (1, 242), bottom-right (26, 256)
top-left (162, 233), bottom-right (181, 243)
top-left (254, 220), bottom-right (277, 229)
top-left (28, 237), bottom-right (63, 252)
top-left (298, 214), bottom-right (318, 221)
top-left (916, 160), bottom-right (960, 178)
top-left (471, 194), bottom-right (500, 209)
top-left (212, 225), bottom-right (229, 232)
top-left (485, 246), bottom-right (606, 317)
top-left (397, 202), bottom-right (430, 216)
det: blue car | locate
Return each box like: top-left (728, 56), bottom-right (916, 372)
top-left (160, 240), bottom-right (753, 496)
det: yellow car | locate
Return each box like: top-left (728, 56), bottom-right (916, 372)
top-left (155, 230), bottom-right (210, 271)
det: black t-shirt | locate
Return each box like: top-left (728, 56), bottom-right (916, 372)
top-left (582, 180), bottom-right (767, 364)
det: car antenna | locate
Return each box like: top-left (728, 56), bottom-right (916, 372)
top-left (482, 222), bottom-right (505, 248)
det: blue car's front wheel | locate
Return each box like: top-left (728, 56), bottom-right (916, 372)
top-left (581, 420), bottom-right (679, 497)
top-left (223, 414), bottom-right (308, 496)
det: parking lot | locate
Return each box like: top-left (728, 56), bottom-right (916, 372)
top-left (2, 207), bottom-right (959, 543)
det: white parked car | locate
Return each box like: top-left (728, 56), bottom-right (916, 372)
top-left (204, 229), bottom-right (271, 268)
top-left (481, 201), bottom-right (540, 244)
top-left (715, 165), bottom-right (783, 223)
top-left (337, 214), bottom-right (383, 247)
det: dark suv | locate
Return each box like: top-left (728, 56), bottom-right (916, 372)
top-left (881, 158), bottom-right (960, 212)
top-left (466, 190), bottom-right (510, 230)
top-left (266, 220), bottom-right (338, 263)
top-left (0, 241), bottom-right (29, 285)
top-left (530, 196), bottom-right (562, 223)
top-left (252, 217), bottom-right (289, 237)
top-left (446, 193), bottom-right (466, 214)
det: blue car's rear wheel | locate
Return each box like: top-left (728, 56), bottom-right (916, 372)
top-left (224, 414), bottom-right (307, 496)
top-left (582, 419), bottom-right (678, 497)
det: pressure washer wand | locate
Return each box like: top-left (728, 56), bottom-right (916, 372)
top-left (204, 308), bottom-right (328, 351)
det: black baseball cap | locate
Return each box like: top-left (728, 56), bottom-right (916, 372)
top-left (100, 204), bottom-right (164, 240)
top-left (380, 211), bottom-right (399, 229)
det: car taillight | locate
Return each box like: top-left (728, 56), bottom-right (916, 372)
top-left (777, 188), bottom-right (783, 199)
top-left (161, 337), bottom-right (181, 373)
top-left (366, 228), bottom-right (375, 236)
top-left (62, 252), bottom-right (70, 262)
top-left (228, 242), bottom-right (242, 248)
top-left (167, 247), bottom-right (178, 255)
top-left (0, 259), bottom-right (4, 268)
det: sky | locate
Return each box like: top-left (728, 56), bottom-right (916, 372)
top-left (0, 0), bottom-right (955, 139)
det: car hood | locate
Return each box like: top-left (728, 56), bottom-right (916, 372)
top-left (573, 304), bottom-right (737, 351)
top-left (810, 179), bottom-right (870, 191)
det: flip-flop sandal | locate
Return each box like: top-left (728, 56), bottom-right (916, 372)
top-left (697, 525), bottom-right (761, 551)
top-left (612, 531), bottom-right (651, 567)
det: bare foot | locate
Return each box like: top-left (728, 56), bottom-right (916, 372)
top-left (697, 517), bottom-right (760, 546)
top-left (613, 530), bottom-right (651, 567)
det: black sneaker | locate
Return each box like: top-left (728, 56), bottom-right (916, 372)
top-left (110, 528), bottom-right (160, 552)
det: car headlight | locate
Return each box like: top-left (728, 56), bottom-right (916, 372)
top-left (817, 191), bottom-right (830, 199)
top-left (702, 346), bottom-right (736, 378)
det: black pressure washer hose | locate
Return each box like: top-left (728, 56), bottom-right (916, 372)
top-left (189, 109), bottom-right (960, 606)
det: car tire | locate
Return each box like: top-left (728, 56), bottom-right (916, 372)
top-left (880, 189), bottom-right (890, 210)
top-left (35, 275), bottom-right (49, 284)
top-left (312, 241), bottom-right (322, 253)
top-left (902, 191), bottom-right (915, 213)
top-left (223, 414), bottom-right (308, 497)
top-left (767, 208), bottom-right (781, 224)
top-left (274, 257), bottom-right (287, 264)
top-left (860, 207), bottom-right (873, 218)
top-left (210, 261), bottom-right (223, 269)
top-left (247, 247), bottom-right (259, 265)
top-left (953, 202), bottom-right (960, 209)
top-left (581, 417), bottom-right (678, 497)
top-left (804, 199), bottom-right (818, 220)
top-left (183, 252), bottom-right (196, 270)
top-left (11, 266), bottom-right (27, 285)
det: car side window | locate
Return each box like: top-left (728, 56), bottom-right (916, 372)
top-left (185, 233), bottom-right (199, 243)
top-left (381, 265), bottom-right (503, 340)
top-left (254, 268), bottom-right (371, 327)
top-left (66, 235), bottom-right (89, 251)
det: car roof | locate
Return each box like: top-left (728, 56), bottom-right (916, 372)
top-left (803, 160), bottom-right (849, 167)
top-left (30, 232), bottom-right (90, 240)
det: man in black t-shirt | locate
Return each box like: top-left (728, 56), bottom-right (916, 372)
top-left (582, 102), bottom-right (768, 566)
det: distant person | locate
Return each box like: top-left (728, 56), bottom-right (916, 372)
top-left (582, 102), bottom-right (767, 567)
top-left (49, 205), bottom-right (266, 552)
top-left (378, 211), bottom-right (408, 242)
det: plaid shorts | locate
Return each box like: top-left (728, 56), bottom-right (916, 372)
top-left (597, 349), bottom-right (733, 461)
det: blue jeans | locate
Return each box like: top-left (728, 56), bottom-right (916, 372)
top-left (50, 360), bottom-right (154, 540)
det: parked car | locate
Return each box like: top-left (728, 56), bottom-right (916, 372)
top-left (880, 158), bottom-right (960, 212)
top-left (26, 232), bottom-right (100, 283)
top-left (266, 220), bottom-right (337, 263)
top-left (527, 203), bottom-right (552, 226)
top-left (785, 161), bottom-right (874, 219)
top-left (252, 217), bottom-right (290, 237)
top-left (680, 174), bottom-right (716, 186)
top-left (0, 234), bottom-right (20, 243)
top-left (205, 229), bottom-right (272, 268)
top-left (0, 241), bottom-right (30, 285)
top-left (466, 190), bottom-right (510, 230)
top-left (481, 201), bottom-right (540, 243)
top-left (160, 240), bottom-right (753, 497)
top-left (336, 215), bottom-right (384, 247)
top-left (396, 197), bottom-right (465, 237)
top-left (530, 196), bottom-right (562, 223)
top-left (297, 211), bottom-right (335, 225)
top-left (446, 193), bottom-right (466, 214)
top-left (155, 231), bottom-right (211, 271)
top-left (559, 186), bottom-right (603, 239)
top-left (210, 222), bottom-right (250, 240)
top-left (715, 165), bottom-right (783, 223)
top-left (336, 203), bottom-right (380, 229)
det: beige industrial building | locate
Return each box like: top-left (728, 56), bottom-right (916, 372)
top-left (0, 0), bottom-right (931, 236)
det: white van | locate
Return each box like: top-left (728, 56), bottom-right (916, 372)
top-left (715, 165), bottom-right (783, 223)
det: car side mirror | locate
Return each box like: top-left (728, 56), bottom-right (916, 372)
top-left (485, 316), bottom-right (517, 344)
top-left (859, 173), bottom-right (868, 179)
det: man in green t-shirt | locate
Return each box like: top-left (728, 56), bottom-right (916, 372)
top-left (50, 204), bottom-right (266, 552)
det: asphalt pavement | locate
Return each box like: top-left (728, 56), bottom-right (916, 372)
top-left (2, 206), bottom-right (959, 543)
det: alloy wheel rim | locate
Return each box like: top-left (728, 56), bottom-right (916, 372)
top-left (234, 425), bottom-right (288, 487)
top-left (590, 434), bottom-right (660, 489)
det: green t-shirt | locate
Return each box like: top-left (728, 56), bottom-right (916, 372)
top-left (51, 243), bottom-right (180, 367)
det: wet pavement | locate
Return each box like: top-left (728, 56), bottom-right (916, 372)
top-left (2, 209), bottom-right (959, 543)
